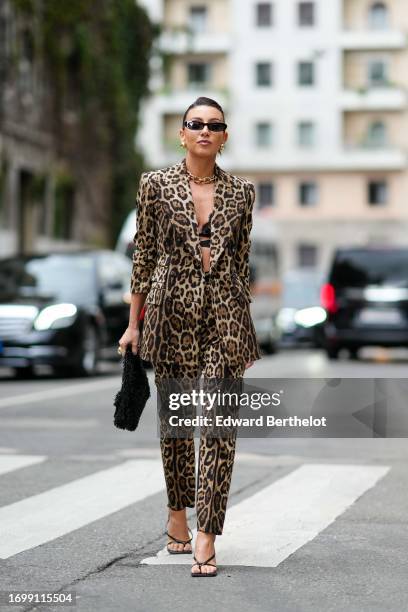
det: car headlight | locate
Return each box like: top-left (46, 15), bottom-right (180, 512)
top-left (33, 303), bottom-right (78, 331)
top-left (276, 308), bottom-right (297, 331)
top-left (294, 306), bottom-right (327, 328)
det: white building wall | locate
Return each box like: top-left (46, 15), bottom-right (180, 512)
top-left (230, 0), bottom-right (343, 171)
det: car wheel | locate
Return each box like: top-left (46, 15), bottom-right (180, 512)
top-left (74, 325), bottom-right (100, 376)
top-left (326, 347), bottom-right (340, 360)
top-left (262, 344), bottom-right (273, 355)
top-left (267, 342), bottom-right (277, 355)
top-left (14, 365), bottom-right (35, 379)
top-left (53, 365), bottom-right (72, 378)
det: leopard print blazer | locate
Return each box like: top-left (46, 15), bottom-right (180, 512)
top-left (130, 157), bottom-right (262, 368)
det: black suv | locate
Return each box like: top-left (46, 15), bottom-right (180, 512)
top-left (321, 246), bottom-right (408, 360)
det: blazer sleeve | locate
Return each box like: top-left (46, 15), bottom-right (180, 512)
top-left (130, 172), bottom-right (158, 294)
top-left (234, 181), bottom-right (256, 302)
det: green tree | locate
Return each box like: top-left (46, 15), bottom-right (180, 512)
top-left (12, 0), bottom-right (158, 245)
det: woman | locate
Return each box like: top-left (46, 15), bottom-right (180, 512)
top-left (119, 96), bottom-right (262, 577)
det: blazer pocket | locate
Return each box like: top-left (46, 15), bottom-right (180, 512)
top-left (145, 282), bottom-right (165, 305)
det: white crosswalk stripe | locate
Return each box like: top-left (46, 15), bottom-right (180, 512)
top-left (0, 459), bottom-right (165, 559)
top-left (0, 454), bottom-right (46, 476)
top-left (0, 377), bottom-right (121, 410)
top-left (141, 463), bottom-right (390, 567)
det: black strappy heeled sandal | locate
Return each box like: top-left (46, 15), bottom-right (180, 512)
top-left (191, 552), bottom-right (218, 577)
top-left (165, 514), bottom-right (193, 555)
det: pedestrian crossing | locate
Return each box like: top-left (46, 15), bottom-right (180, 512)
top-left (141, 463), bottom-right (389, 567)
top-left (0, 453), bottom-right (390, 565)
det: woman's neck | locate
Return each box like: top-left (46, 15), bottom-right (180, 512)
top-left (185, 154), bottom-right (216, 178)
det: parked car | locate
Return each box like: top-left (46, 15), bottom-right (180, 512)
top-left (253, 315), bottom-right (280, 354)
top-left (276, 269), bottom-right (326, 348)
top-left (321, 246), bottom-right (408, 360)
top-left (0, 250), bottom-right (134, 377)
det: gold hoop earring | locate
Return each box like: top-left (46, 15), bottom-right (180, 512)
top-left (180, 141), bottom-right (186, 148)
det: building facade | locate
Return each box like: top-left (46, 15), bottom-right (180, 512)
top-left (0, 1), bottom-right (121, 257)
top-left (137, 0), bottom-right (408, 284)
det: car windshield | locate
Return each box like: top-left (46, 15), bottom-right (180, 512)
top-left (330, 250), bottom-right (408, 288)
top-left (0, 254), bottom-right (96, 303)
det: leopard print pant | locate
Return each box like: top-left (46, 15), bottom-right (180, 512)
top-left (154, 272), bottom-right (245, 535)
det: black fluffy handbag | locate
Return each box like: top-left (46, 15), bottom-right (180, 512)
top-left (113, 346), bottom-right (150, 431)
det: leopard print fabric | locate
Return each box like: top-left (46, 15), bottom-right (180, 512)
top-left (154, 277), bottom-right (245, 535)
top-left (130, 157), bottom-right (262, 369)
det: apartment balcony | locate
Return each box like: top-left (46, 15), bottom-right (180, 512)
top-left (159, 29), bottom-right (230, 55)
top-left (228, 148), bottom-right (406, 173)
top-left (340, 87), bottom-right (407, 111)
top-left (338, 146), bottom-right (406, 171)
top-left (340, 30), bottom-right (406, 51)
top-left (146, 147), bottom-right (405, 176)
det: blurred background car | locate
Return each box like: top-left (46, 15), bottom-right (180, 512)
top-left (115, 209), bottom-right (147, 325)
top-left (253, 314), bottom-right (280, 355)
top-left (321, 246), bottom-right (408, 360)
top-left (276, 268), bottom-right (327, 348)
top-left (0, 250), bottom-right (133, 377)
top-left (242, 265), bottom-right (280, 356)
top-left (115, 210), bottom-right (137, 259)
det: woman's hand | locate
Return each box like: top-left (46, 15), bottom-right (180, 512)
top-left (245, 361), bottom-right (254, 369)
top-left (118, 326), bottom-right (140, 356)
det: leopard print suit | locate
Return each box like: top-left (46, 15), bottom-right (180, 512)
top-left (130, 157), bottom-right (262, 535)
top-left (130, 157), bottom-right (261, 369)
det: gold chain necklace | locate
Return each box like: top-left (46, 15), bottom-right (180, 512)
top-left (185, 167), bottom-right (217, 185)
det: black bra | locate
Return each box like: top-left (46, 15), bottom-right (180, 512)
top-left (198, 211), bottom-right (213, 248)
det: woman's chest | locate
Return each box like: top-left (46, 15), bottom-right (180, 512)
top-left (189, 182), bottom-right (215, 229)
top-left (155, 180), bottom-right (246, 239)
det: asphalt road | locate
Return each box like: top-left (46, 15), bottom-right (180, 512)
top-left (0, 348), bottom-right (407, 612)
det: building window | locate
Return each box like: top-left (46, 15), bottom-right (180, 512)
top-left (297, 121), bottom-right (316, 147)
top-left (298, 61), bottom-right (314, 86)
top-left (187, 62), bottom-right (211, 87)
top-left (189, 6), bottom-right (208, 33)
top-left (368, 180), bottom-right (388, 205)
top-left (18, 28), bottom-right (35, 94)
top-left (256, 62), bottom-right (273, 86)
top-left (367, 59), bottom-right (388, 87)
top-left (299, 181), bottom-right (318, 206)
top-left (256, 2), bottom-right (273, 27)
top-left (368, 2), bottom-right (389, 30)
top-left (365, 121), bottom-right (387, 148)
top-left (298, 2), bottom-right (315, 26)
top-left (255, 122), bottom-right (273, 147)
top-left (54, 181), bottom-right (75, 240)
top-left (298, 244), bottom-right (317, 267)
top-left (258, 182), bottom-right (275, 208)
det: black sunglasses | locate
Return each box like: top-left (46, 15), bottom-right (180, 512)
top-left (183, 120), bottom-right (227, 132)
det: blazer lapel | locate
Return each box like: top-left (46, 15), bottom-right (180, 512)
top-left (167, 158), bottom-right (234, 273)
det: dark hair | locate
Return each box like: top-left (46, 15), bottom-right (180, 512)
top-left (182, 96), bottom-right (225, 125)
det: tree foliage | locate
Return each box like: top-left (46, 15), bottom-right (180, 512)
top-left (11, 0), bottom-right (158, 244)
